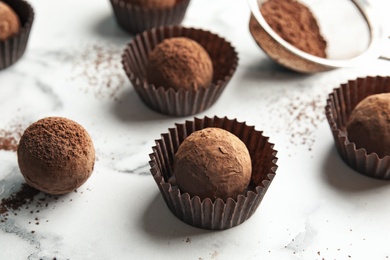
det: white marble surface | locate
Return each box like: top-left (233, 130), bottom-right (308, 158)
top-left (1, 0), bottom-right (390, 259)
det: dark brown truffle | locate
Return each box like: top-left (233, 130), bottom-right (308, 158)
top-left (0, 1), bottom-right (21, 40)
top-left (346, 93), bottom-right (390, 158)
top-left (174, 127), bottom-right (252, 201)
top-left (17, 117), bottom-right (96, 195)
top-left (146, 37), bottom-right (213, 91)
top-left (124, 0), bottom-right (176, 8)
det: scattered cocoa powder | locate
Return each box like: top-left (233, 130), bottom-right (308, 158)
top-left (260, 0), bottom-right (327, 57)
top-left (0, 123), bottom-right (24, 151)
top-left (266, 90), bottom-right (325, 152)
top-left (70, 43), bottom-right (126, 101)
top-left (285, 94), bottom-right (324, 150)
top-left (0, 184), bottom-right (40, 215)
top-left (1, 184), bottom-right (91, 228)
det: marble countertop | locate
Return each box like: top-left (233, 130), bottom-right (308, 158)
top-left (1, 0), bottom-right (390, 259)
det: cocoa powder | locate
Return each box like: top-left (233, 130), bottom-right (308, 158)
top-left (70, 43), bottom-right (126, 101)
top-left (0, 184), bottom-right (40, 215)
top-left (260, 0), bottom-right (327, 58)
top-left (0, 123), bottom-right (24, 151)
top-left (0, 130), bottom-right (18, 151)
top-left (263, 88), bottom-right (326, 153)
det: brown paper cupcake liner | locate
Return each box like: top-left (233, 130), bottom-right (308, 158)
top-left (149, 116), bottom-right (278, 230)
top-left (110, 0), bottom-right (190, 34)
top-left (122, 26), bottom-right (238, 117)
top-left (0, 0), bottom-right (34, 70)
top-left (325, 76), bottom-right (390, 179)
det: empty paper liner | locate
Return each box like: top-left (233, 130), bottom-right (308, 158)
top-left (122, 26), bottom-right (238, 117)
top-left (325, 76), bottom-right (390, 179)
top-left (149, 116), bottom-right (278, 230)
top-left (0, 0), bottom-right (34, 70)
top-left (110, 0), bottom-right (190, 34)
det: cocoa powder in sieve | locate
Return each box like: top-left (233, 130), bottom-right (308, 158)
top-left (259, 0), bottom-right (327, 58)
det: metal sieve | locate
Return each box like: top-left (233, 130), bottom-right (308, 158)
top-left (247, 0), bottom-right (388, 73)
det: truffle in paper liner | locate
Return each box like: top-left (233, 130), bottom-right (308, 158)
top-left (0, 0), bottom-right (34, 70)
top-left (110, 0), bottom-right (190, 34)
top-left (122, 26), bottom-right (238, 117)
top-left (149, 116), bottom-right (278, 230)
top-left (325, 76), bottom-right (390, 179)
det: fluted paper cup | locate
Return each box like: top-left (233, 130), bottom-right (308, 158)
top-left (149, 116), bottom-right (278, 230)
top-left (110, 0), bottom-right (190, 34)
top-left (325, 76), bottom-right (390, 179)
top-left (0, 0), bottom-right (34, 70)
top-left (122, 26), bottom-right (238, 117)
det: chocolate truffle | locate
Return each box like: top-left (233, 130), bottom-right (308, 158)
top-left (17, 117), bottom-right (95, 194)
top-left (174, 127), bottom-right (252, 201)
top-left (0, 1), bottom-right (20, 41)
top-left (146, 37), bottom-right (213, 91)
top-left (124, 0), bottom-right (176, 8)
top-left (346, 93), bottom-right (390, 158)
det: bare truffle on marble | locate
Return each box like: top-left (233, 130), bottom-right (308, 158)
top-left (17, 117), bottom-right (96, 194)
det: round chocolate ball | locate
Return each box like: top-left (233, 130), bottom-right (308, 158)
top-left (124, 0), bottom-right (176, 8)
top-left (174, 127), bottom-right (252, 201)
top-left (347, 93), bottom-right (390, 158)
top-left (146, 37), bottom-right (213, 91)
top-left (17, 117), bottom-right (96, 194)
top-left (0, 1), bottom-right (20, 41)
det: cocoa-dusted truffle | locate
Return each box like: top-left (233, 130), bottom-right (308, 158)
top-left (174, 127), bottom-right (252, 201)
top-left (17, 117), bottom-right (95, 194)
top-left (346, 93), bottom-right (390, 158)
top-left (146, 37), bottom-right (213, 91)
top-left (0, 1), bottom-right (21, 40)
top-left (124, 0), bottom-right (176, 8)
